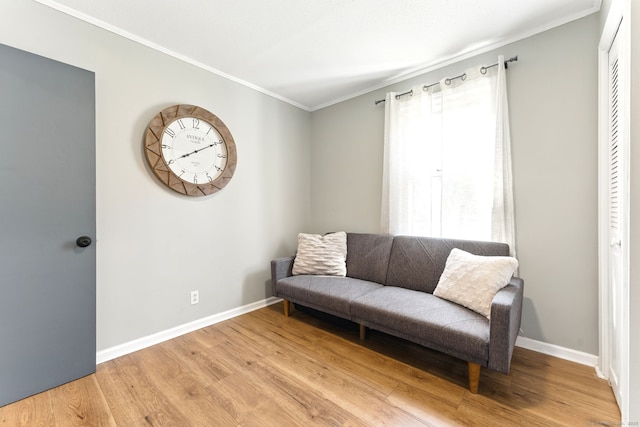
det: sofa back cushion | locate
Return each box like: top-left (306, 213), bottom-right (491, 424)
top-left (385, 236), bottom-right (510, 293)
top-left (346, 233), bottom-right (394, 285)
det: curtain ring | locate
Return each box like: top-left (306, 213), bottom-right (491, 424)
top-left (480, 66), bottom-right (487, 75)
top-left (444, 78), bottom-right (452, 85)
top-left (395, 89), bottom-right (413, 100)
top-left (461, 73), bottom-right (467, 81)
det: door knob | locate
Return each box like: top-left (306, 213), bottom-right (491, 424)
top-left (76, 236), bottom-right (92, 248)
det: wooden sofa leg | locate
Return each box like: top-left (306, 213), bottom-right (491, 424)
top-left (359, 324), bottom-right (367, 340)
top-left (468, 362), bottom-right (480, 394)
top-left (283, 299), bottom-right (290, 317)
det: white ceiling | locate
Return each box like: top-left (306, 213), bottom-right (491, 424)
top-left (36, 0), bottom-right (600, 111)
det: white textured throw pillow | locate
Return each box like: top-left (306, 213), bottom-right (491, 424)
top-left (292, 232), bottom-right (347, 276)
top-left (433, 248), bottom-right (518, 318)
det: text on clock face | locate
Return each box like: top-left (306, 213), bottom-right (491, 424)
top-left (161, 117), bottom-right (228, 185)
top-left (187, 134), bottom-right (205, 142)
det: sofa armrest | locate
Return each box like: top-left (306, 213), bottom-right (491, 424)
top-left (270, 256), bottom-right (295, 295)
top-left (487, 276), bottom-right (524, 374)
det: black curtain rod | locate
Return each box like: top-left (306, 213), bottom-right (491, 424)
top-left (374, 55), bottom-right (518, 105)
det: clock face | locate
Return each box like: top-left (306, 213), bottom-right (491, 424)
top-left (161, 117), bottom-right (227, 185)
top-left (144, 104), bottom-right (237, 196)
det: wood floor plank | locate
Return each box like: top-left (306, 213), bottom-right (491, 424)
top-left (311, 329), bottom-right (468, 405)
top-left (258, 365), bottom-right (363, 425)
top-left (49, 375), bottom-right (117, 427)
top-left (161, 332), bottom-right (235, 383)
top-left (510, 348), bottom-right (617, 402)
top-left (0, 389), bottom-right (55, 427)
top-left (359, 329), bottom-right (473, 389)
top-left (486, 374), bottom-right (619, 425)
top-left (387, 382), bottom-right (468, 427)
top-left (456, 392), bottom-right (564, 427)
top-left (203, 367), bottom-right (275, 424)
top-left (235, 353), bottom-right (355, 426)
top-left (0, 301), bottom-right (621, 426)
top-left (265, 344), bottom-right (428, 426)
top-left (95, 354), bottom-right (194, 426)
top-left (182, 323), bottom-right (229, 349)
top-left (214, 325), bottom-right (277, 371)
top-left (131, 343), bottom-right (237, 425)
top-left (160, 336), bottom-right (265, 423)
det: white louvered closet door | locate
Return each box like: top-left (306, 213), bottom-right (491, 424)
top-left (605, 23), bottom-right (627, 411)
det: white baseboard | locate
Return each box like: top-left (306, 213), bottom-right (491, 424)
top-left (516, 335), bottom-right (599, 367)
top-left (96, 296), bottom-right (281, 364)
top-left (97, 298), bottom-right (600, 372)
top-left (594, 365), bottom-right (607, 380)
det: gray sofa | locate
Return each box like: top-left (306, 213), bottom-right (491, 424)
top-left (270, 232), bottom-right (524, 393)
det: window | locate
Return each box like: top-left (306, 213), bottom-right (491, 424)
top-left (381, 56), bottom-right (515, 254)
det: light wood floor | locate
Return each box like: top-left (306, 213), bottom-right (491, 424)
top-left (0, 301), bottom-right (620, 426)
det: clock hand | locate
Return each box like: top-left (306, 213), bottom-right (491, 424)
top-left (177, 143), bottom-right (216, 159)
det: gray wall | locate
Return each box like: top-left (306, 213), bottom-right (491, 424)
top-left (310, 14), bottom-right (601, 354)
top-left (0, 0), bottom-right (311, 351)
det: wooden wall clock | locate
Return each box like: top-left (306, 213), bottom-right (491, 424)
top-left (144, 104), bottom-right (237, 196)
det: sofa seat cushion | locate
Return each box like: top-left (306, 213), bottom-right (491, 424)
top-left (276, 275), bottom-right (383, 318)
top-left (351, 286), bottom-right (490, 361)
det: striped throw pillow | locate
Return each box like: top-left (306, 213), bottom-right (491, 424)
top-left (292, 232), bottom-right (347, 276)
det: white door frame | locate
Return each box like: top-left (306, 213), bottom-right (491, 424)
top-left (598, 0), bottom-right (629, 419)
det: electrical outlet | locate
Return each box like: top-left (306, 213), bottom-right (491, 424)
top-left (190, 290), bottom-right (199, 305)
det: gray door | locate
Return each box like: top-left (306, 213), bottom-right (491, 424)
top-left (0, 44), bottom-right (96, 406)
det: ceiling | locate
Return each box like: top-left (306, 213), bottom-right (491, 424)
top-left (36, 0), bottom-right (600, 111)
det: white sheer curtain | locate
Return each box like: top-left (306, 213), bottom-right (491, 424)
top-left (381, 55), bottom-right (516, 255)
